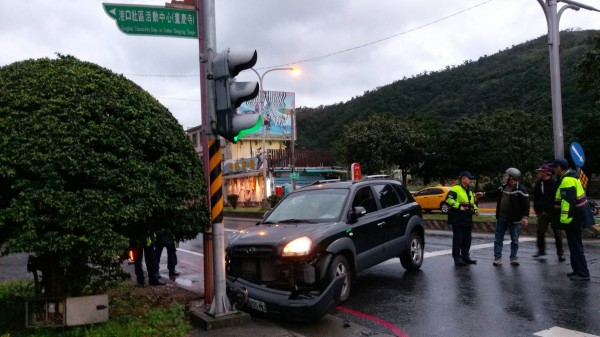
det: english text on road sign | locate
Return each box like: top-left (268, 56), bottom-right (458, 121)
top-left (103, 3), bottom-right (198, 38)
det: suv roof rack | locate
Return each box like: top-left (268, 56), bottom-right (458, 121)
top-left (362, 175), bottom-right (393, 180)
top-left (309, 178), bottom-right (341, 186)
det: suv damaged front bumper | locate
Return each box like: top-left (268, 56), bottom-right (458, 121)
top-left (226, 275), bottom-right (345, 322)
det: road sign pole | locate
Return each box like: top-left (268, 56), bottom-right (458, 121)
top-left (198, 0), bottom-right (235, 317)
top-left (193, 0), bottom-right (215, 308)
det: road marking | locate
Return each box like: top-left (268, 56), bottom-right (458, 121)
top-left (380, 237), bottom-right (535, 265)
top-left (336, 305), bottom-right (408, 337)
top-left (423, 237), bottom-right (535, 258)
top-left (177, 247), bottom-right (203, 257)
top-left (534, 326), bottom-right (599, 337)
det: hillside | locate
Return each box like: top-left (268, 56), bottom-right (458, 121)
top-left (296, 30), bottom-right (598, 150)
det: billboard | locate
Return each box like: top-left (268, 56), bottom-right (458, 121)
top-left (238, 91), bottom-right (295, 140)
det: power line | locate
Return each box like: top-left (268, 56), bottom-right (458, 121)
top-left (260, 0), bottom-right (495, 70)
top-left (124, 0), bottom-right (495, 77)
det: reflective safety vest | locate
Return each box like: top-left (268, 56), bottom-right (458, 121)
top-left (446, 184), bottom-right (478, 211)
top-left (555, 169), bottom-right (587, 225)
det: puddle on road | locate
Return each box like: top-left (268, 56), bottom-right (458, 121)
top-left (174, 278), bottom-right (196, 286)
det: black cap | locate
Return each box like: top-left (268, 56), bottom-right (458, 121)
top-left (458, 171), bottom-right (475, 179)
top-left (549, 159), bottom-right (569, 169)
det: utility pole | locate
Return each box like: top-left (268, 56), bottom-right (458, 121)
top-left (537, 0), bottom-right (600, 159)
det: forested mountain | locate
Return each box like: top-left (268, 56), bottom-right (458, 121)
top-left (296, 30), bottom-right (598, 150)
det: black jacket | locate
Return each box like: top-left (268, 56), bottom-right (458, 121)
top-left (533, 178), bottom-right (557, 214)
top-left (485, 183), bottom-right (530, 222)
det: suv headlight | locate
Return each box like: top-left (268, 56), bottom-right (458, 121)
top-left (282, 236), bottom-right (312, 256)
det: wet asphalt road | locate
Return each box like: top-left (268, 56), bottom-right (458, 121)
top-left (2, 222), bottom-right (599, 337)
top-left (320, 232), bottom-right (600, 337)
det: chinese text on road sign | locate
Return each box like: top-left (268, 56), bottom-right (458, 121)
top-left (103, 3), bottom-right (198, 38)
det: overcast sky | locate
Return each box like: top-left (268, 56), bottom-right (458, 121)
top-left (1, 0), bottom-right (598, 129)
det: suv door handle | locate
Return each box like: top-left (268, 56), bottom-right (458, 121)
top-left (403, 214), bottom-right (410, 218)
top-left (377, 222), bottom-right (386, 227)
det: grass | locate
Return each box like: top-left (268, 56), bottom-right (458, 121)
top-left (0, 280), bottom-right (190, 337)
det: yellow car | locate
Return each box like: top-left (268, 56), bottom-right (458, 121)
top-left (412, 186), bottom-right (451, 213)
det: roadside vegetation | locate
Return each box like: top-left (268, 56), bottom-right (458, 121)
top-left (0, 280), bottom-right (192, 337)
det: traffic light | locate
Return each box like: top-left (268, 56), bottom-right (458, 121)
top-left (212, 49), bottom-right (260, 143)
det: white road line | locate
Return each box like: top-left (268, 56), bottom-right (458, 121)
top-left (381, 237), bottom-right (535, 265)
top-left (423, 237), bottom-right (535, 258)
top-left (176, 247), bottom-right (203, 257)
top-left (534, 326), bottom-right (600, 337)
top-left (181, 236), bottom-right (536, 261)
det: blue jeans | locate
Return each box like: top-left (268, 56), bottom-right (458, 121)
top-left (494, 216), bottom-right (520, 258)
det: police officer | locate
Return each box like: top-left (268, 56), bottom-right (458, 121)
top-left (551, 158), bottom-right (590, 281)
top-left (446, 171), bottom-right (479, 266)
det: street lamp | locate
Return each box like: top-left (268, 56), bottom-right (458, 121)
top-left (536, 0), bottom-right (599, 159)
top-left (249, 67), bottom-right (300, 209)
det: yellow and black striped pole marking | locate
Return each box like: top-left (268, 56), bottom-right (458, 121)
top-left (209, 138), bottom-right (223, 224)
top-left (579, 169), bottom-right (589, 190)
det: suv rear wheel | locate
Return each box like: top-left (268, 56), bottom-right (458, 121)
top-left (400, 232), bottom-right (424, 271)
top-left (327, 254), bottom-right (351, 301)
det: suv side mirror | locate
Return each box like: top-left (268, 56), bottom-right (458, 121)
top-left (348, 206), bottom-right (367, 223)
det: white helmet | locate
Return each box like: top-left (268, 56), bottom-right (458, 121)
top-left (506, 167), bottom-right (521, 180)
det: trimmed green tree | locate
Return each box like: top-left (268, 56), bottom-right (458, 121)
top-left (0, 55), bottom-right (209, 296)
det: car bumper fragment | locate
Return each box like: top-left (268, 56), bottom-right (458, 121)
top-left (226, 275), bottom-right (345, 322)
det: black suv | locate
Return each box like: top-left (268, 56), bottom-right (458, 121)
top-left (225, 176), bottom-right (424, 321)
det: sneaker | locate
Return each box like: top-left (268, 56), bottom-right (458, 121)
top-left (570, 275), bottom-right (590, 281)
top-left (169, 270), bottom-right (181, 277)
top-left (567, 271), bottom-right (577, 277)
top-left (137, 282), bottom-right (146, 288)
top-left (493, 257), bottom-right (502, 266)
top-left (532, 252), bottom-right (545, 258)
top-left (558, 255), bottom-right (566, 262)
top-left (510, 257), bottom-right (520, 266)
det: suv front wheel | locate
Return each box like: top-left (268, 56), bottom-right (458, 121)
top-left (400, 232), bottom-right (424, 271)
top-left (327, 254), bottom-right (351, 301)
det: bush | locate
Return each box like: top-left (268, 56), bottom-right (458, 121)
top-left (227, 194), bottom-right (239, 209)
top-left (267, 195), bottom-right (282, 208)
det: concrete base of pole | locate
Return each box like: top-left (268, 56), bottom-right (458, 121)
top-left (190, 303), bottom-right (251, 331)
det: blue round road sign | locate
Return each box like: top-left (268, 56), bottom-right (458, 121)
top-left (569, 142), bottom-right (585, 167)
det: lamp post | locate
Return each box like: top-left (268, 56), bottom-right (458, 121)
top-left (249, 67), bottom-right (300, 209)
top-left (536, 0), bottom-right (599, 159)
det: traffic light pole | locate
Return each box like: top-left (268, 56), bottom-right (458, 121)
top-left (197, 0), bottom-right (235, 317)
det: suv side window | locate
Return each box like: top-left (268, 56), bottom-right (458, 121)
top-left (352, 186), bottom-right (377, 213)
top-left (392, 184), bottom-right (408, 203)
top-left (373, 184), bottom-right (401, 209)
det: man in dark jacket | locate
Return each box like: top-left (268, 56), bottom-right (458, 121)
top-left (532, 163), bottom-right (564, 261)
top-left (476, 168), bottom-right (530, 266)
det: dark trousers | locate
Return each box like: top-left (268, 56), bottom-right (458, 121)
top-left (536, 211), bottom-right (563, 256)
top-left (452, 225), bottom-right (472, 261)
top-left (134, 243), bottom-right (159, 285)
top-left (154, 233), bottom-right (178, 273)
top-left (565, 226), bottom-right (590, 278)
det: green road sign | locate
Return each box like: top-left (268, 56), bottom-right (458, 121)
top-left (103, 3), bottom-right (197, 38)
top-left (290, 173), bottom-right (300, 180)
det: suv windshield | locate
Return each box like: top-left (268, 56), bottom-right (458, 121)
top-left (265, 188), bottom-right (348, 222)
